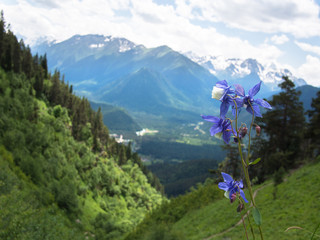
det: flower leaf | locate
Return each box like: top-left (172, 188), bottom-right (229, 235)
top-left (252, 207), bottom-right (262, 226)
top-left (249, 158), bottom-right (261, 165)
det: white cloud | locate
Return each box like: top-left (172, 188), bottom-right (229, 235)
top-left (0, 0), bottom-right (283, 65)
top-left (270, 34), bottom-right (289, 45)
top-left (297, 55), bottom-right (320, 86)
top-left (185, 0), bottom-right (320, 38)
top-left (295, 41), bottom-right (320, 56)
top-left (4, 0), bottom-right (320, 78)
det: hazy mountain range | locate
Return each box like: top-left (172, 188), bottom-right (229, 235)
top-left (32, 34), bottom-right (316, 133)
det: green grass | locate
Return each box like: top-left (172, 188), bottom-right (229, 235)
top-left (171, 160), bottom-right (320, 240)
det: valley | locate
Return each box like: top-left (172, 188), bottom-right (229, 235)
top-left (32, 34), bottom-right (320, 197)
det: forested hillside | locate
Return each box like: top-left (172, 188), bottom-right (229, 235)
top-left (0, 13), bottom-right (164, 240)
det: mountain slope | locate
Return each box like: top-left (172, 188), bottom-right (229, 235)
top-left (101, 68), bottom-right (176, 111)
top-left (126, 160), bottom-right (320, 240)
top-left (296, 84), bottom-right (320, 113)
top-left (90, 101), bottom-right (142, 134)
top-left (0, 67), bottom-right (164, 239)
top-left (0, 20), bottom-right (164, 239)
top-left (32, 35), bottom-right (219, 119)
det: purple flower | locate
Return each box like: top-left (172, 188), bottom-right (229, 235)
top-left (234, 81), bottom-right (272, 117)
top-left (212, 80), bottom-right (235, 118)
top-left (218, 172), bottom-right (248, 203)
top-left (201, 115), bottom-right (232, 144)
top-left (211, 80), bottom-right (233, 100)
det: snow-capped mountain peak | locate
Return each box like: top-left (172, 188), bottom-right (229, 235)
top-left (183, 52), bottom-right (306, 92)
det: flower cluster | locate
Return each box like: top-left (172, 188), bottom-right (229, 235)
top-left (202, 80), bottom-right (272, 144)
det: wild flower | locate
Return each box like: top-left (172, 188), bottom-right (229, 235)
top-left (201, 115), bottom-right (232, 144)
top-left (212, 80), bottom-right (236, 118)
top-left (211, 80), bottom-right (233, 100)
top-left (202, 80), bottom-right (272, 239)
top-left (218, 172), bottom-right (248, 203)
top-left (234, 81), bottom-right (272, 117)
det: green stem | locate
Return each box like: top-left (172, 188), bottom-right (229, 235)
top-left (246, 103), bottom-right (255, 165)
top-left (234, 100), bottom-right (264, 240)
top-left (242, 212), bottom-right (249, 240)
top-left (247, 212), bottom-right (256, 240)
top-left (258, 226), bottom-right (264, 240)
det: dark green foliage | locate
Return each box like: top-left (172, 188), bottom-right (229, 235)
top-left (138, 137), bottom-right (224, 161)
top-left (0, 146), bottom-right (86, 240)
top-left (273, 166), bottom-right (285, 199)
top-left (218, 143), bottom-right (242, 179)
top-left (148, 158), bottom-right (219, 197)
top-left (253, 76), bottom-right (305, 181)
top-left (125, 179), bottom-right (223, 240)
top-left (307, 90), bottom-right (320, 156)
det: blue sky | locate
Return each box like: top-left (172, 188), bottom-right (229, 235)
top-left (1, 0), bottom-right (320, 86)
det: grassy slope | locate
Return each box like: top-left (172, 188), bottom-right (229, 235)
top-left (172, 160), bottom-right (320, 240)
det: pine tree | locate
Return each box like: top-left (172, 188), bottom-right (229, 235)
top-left (40, 54), bottom-right (48, 78)
top-left (307, 90), bottom-right (320, 156)
top-left (0, 11), bottom-right (6, 68)
top-left (255, 76), bottom-right (305, 174)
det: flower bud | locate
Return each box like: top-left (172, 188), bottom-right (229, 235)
top-left (230, 193), bottom-right (237, 203)
top-left (237, 203), bottom-right (244, 212)
top-left (240, 127), bottom-right (248, 139)
top-left (255, 125), bottom-right (261, 136)
top-left (211, 86), bottom-right (225, 100)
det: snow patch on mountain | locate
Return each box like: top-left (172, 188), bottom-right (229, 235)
top-left (118, 39), bottom-right (134, 53)
top-left (184, 52), bottom-right (306, 89)
top-left (89, 43), bottom-right (105, 48)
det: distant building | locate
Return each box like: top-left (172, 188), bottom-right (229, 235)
top-left (136, 128), bottom-right (158, 136)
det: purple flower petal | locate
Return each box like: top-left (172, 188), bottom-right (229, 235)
top-left (238, 180), bottom-right (244, 188)
top-left (234, 98), bottom-right (244, 108)
top-left (210, 123), bottom-right (223, 136)
top-left (255, 98), bottom-right (272, 109)
top-left (220, 101), bottom-right (230, 118)
top-left (248, 81), bottom-right (261, 97)
top-left (240, 189), bottom-right (249, 203)
top-left (201, 115), bottom-right (221, 123)
top-left (222, 129), bottom-right (232, 144)
top-left (215, 80), bottom-right (229, 89)
top-left (246, 104), bottom-right (262, 117)
top-left (252, 105), bottom-right (262, 117)
top-left (218, 182), bottom-right (229, 191)
top-left (234, 84), bottom-right (245, 97)
top-left (221, 172), bottom-right (233, 182)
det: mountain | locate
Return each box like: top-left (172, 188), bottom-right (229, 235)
top-left (32, 34), bottom-right (219, 130)
top-left (184, 52), bottom-right (307, 96)
top-left (90, 101), bottom-right (142, 135)
top-left (33, 35), bottom-right (218, 112)
top-left (33, 35), bottom-right (311, 130)
top-left (296, 84), bottom-right (320, 113)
